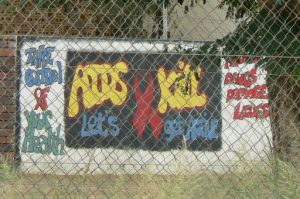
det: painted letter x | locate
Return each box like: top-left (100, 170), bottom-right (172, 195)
top-left (133, 75), bottom-right (163, 140)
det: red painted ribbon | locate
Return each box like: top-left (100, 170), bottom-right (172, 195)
top-left (133, 75), bottom-right (163, 140)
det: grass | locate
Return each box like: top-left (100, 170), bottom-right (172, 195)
top-left (1, 155), bottom-right (300, 199)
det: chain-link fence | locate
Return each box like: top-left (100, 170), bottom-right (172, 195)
top-left (0, 0), bottom-right (299, 198)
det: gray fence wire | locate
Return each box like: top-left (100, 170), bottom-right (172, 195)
top-left (0, 0), bottom-right (299, 198)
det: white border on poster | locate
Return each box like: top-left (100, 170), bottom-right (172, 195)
top-left (19, 38), bottom-right (272, 175)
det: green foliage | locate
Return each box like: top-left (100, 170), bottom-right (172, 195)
top-left (188, 6), bottom-right (299, 82)
top-left (222, 9), bottom-right (299, 79)
top-left (200, 0), bottom-right (299, 82)
top-left (218, 0), bottom-right (298, 20)
top-left (218, 0), bottom-right (258, 19)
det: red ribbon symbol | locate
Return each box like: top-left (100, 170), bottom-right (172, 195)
top-left (133, 75), bottom-right (163, 140)
top-left (34, 87), bottom-right (50, 111)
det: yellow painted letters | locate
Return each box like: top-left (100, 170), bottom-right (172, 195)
top-left (68, 61), bottom-right (128, 117)
top-left (158, 61), bottom-right (207, 114)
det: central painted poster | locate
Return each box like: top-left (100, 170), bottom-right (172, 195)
top-left (65, 51), bottom-right (222, 151)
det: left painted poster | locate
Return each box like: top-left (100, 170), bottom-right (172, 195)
top-left (19, 43), bottom-right (66, 156)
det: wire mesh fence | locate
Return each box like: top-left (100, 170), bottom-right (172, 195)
top-left (0, 0), bottom-right (299, 198)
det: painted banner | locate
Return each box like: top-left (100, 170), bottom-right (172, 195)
top-left (17, 37), bottom-right (272, 174)
top-left (65, 52), bottom-right (222, 151)
top-left (223, 57), bottom-right (269, 120)
top-left (20, 44), bottom-right (65, 156)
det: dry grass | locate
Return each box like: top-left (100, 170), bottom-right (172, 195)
top-left (1, 155), bottom-right (300, 199)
